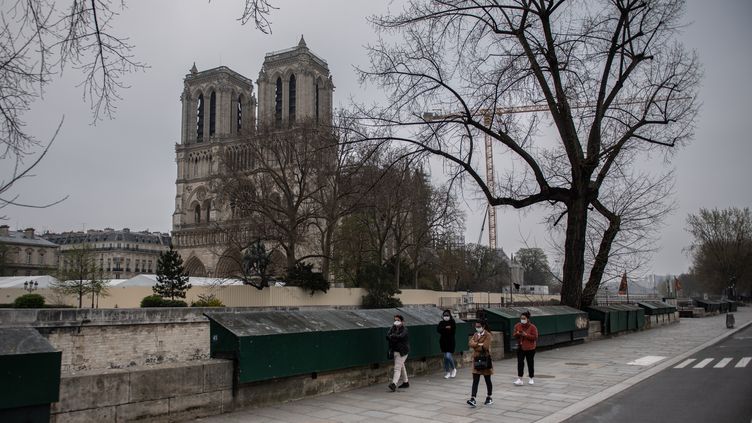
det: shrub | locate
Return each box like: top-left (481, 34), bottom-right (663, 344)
top-left (140, 295), bottom-right (164, 307)
top-left (14, 293), bottom-right (46, 308)
top-left (287, 263), bottom-right (329, 295)
top-left (140, 295), bottom-right (188, 307)
top-left (191, 294), bottom-right (225, 307)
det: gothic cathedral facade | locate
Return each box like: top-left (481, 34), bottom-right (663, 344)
top-left (172, 37), bottom-right (334, 277)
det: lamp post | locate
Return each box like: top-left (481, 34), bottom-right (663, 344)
top-left (23, 280), bottom-right (38, 293)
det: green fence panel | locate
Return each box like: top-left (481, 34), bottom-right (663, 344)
top-left (482, 306), bottom-right (589, 352)
top-left (0, 327), bottom-right (61, 423)
top-left (206, 308), bottom-right (469, 384)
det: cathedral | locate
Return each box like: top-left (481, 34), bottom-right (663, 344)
top-left (171, 37), bottom-right (334, 277)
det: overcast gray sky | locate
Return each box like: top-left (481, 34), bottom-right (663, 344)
top-left (4, 0), bottom-right (751, 276)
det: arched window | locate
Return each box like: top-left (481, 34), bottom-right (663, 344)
top-left (275, 77), bottom-right (283, 127)
top-left (205, 200), bottom-right (211, 223)
top-left (196, 94), bottom-right (204, 141)
top-left (315, 82), bottom-right (320, 123)
top-left (209, 91), bottom-right (217, 136)
top-left (289, 74), bottom-right (296, 124)
top-left (236, 95), bottom-right (243, 134)
top-left (194, 204), bottom-right (201, 224)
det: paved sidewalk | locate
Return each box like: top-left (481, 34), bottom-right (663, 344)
top-left (195, 309), bottom-right (752, 423)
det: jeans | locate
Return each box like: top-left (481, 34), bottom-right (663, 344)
top-left (471, 373), bottom-right (492, 397)
top-left (392, 352), bottom-right (408, 384)
top-left (443, 352), bottom-right (456, 372)
top-left (517, 348), bottom-right (536, 378)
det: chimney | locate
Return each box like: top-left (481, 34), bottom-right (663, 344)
top-left (24, 228), bottom-right (35, 239)
top-left (0, 225), bottom-right (9, 237)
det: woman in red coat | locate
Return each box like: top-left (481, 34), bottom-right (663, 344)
top-left (513, 310), bottom-right (539, 386)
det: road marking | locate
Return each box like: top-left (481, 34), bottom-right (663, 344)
top-left (674, 359), bottom-right (696, 368)
top-left (627, 356), bottom-right (666, 366)
top-left (713, 358), bottom-right (733, 368)
top-left (693, 358), bottom-right (714, 368)
top-left (736, 357), bottom-right (751, 368)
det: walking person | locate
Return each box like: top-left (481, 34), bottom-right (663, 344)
top-left (386, 314), bottom-right (410, 392)
top-left (466, 321), bottom-right (493, 407)
top-left (437, 309), bottom-right (457, 378)
top-left (513, 310), bottom-right (539, 386)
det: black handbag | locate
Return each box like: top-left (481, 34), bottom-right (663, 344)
top-left (473, 352), bottom-right (492, 370)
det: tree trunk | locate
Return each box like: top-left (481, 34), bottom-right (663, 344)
top-left (560, 195), bottom-right (589, 309)
top-left (582, 213), bottom-right (620, 307)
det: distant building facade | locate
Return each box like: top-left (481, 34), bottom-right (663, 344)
top-left (0, 225), bottom-right (59, 276)
top-left (43, 228), bottom-right (171, 279)
top-left (171, 36), bottom-right (334, 277)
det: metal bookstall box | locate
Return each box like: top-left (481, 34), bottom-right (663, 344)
top-left (205, 308), bottom-right (469, 384)
top-left (585, 304), bottom-right (645, 335)
top-left (692, 298), bottom-right (722, 314)
top-left (0, 327), bottom-right (62, 423)
top-left (637, 301), bottom-right (677, 315)
top-left (481, 306), bottom-right (589, 353)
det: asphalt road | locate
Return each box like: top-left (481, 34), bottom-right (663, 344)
top-left (566, 322), bottom-right (752, 423)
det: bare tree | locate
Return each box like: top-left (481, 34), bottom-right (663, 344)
top-left (355, 0), bottom-right (700, 308)
top-left (1, 1), bottom-right (274, 214)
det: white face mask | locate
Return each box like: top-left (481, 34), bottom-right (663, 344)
top-left (394, 320), bottom-right (402, 326)
top-left (520, 318), bottom-right (528, 325)
top-left (475, 327), bottom-right (483, 333)
top-left (443, 316), bottom-right (450, 321)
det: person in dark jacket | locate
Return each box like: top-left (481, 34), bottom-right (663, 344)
top-left (437, 309), bottom-right (457, 378)
top-left (386, 314), bottom-right (410, 391)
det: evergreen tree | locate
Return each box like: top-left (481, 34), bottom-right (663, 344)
top-left (154, 246), bottom-right (192, 300)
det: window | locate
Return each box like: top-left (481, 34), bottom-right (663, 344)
top-left (126, 258), bottom-right (131, 272)
top-left (236, 95), bottom-right (243, 133)
top-left (194, 204), bottom-right (201, 224)
top-left (26, 250), bottom-right (32, 264)
top-left (135, 259), bottom-right (140, 272)
top-left (209, 91), bottom-right (217, 136)
top-left (275, 77), bottom-right (283, 127)
top-left (39, 252), bottom-right (45, 265)
top-left (147, 260), bottom-right (153, 273)
top-left (107, 258), bottom-right (111, 271)
top-left (288, 74), bottom-right (296, 124)
top-left (205, 200), bottom-right (211, 223)
top-left (315, 82), bottom-right (319, 123)
top-left (196, 94), bottom-right (204, 141)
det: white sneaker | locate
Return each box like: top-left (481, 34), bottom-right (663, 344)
top-left (450, 368), bottom-right (457, 378)
top-left (514, 378), bottom-right (524, 386)
top-left (444, 372), bottom-right (451, 379)
top-left (528, 378), bottom-right (535, 385)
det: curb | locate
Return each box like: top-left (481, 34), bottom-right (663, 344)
top-left (535, 316), bottom-right (752, 423)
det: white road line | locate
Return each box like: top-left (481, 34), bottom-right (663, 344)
top-left (627, 356), bottom-right (667, 366)
top-left (674, 359), bottom-right (696, 369)
top-left (713, 358), bottom-right (733, 368)
top-left (736, 357), bottom-right (751, 368)
top-left (693, 358), bottom-right (714, 368)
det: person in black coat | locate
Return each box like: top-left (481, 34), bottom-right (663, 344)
top-left (437, 309), bottom-right (457, 378)
top-left (386, 314), bottom-right (410, 391)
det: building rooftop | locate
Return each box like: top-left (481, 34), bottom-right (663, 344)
top-left (43, 229), bottom-right (171, 246)
top-left (0, 227), bottom-right (59, 248)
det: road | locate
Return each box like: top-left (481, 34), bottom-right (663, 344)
top-left (566, 323), bottom-right (752, 423)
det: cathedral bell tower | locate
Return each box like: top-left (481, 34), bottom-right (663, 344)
top-left (257, 35), bottom-right (334, 129)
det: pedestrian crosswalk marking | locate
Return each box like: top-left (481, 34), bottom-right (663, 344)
top-left (693, 358), bottom-right (714, 368)
top-left (736, 357), bottom-right (751, 368)
top-left (674, 359), bottom-right (696, 368)
top-left (713, 358), bottom-right (733, 368)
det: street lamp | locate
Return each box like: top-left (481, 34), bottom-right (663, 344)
top-left (23, 280), bottom-right (38, 293)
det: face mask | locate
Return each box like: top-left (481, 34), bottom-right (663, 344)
top-left (394, 320), bottom-right (402, 326)
top-left (443, 316), bottom-right (450, 321)
top-left (475, 327), bottom-right (483, 333)
top-left (521, 319), bottom-right (528, 325)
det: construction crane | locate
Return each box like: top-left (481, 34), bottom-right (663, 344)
top-left (423, 97), bottom-right (687, 250)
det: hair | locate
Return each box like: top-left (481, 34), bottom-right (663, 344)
top-left (475, 320), bottom-right (489, 330)
top-left (521, 311), bottom-right (531, 319)
top-left (442, 309), bottom-right (452, 317)
top-left (394, 314), bottom-right (404, 322)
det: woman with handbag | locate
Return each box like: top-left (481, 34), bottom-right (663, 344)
top-left (513, 310), bottom-right (539, 386)
top-left (437, 309), bottom-right (457, 379)
top-left (386, 314), bottom-right (410, 392)
top-left (466, 321), bottom-right (493, 407)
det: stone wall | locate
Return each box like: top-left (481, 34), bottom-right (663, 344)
top-left (51, 355), bottom-right (470, 423)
